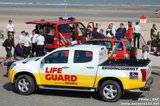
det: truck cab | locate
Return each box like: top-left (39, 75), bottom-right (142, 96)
top-left (8, 45), bottom-right (152, 102)
top-left (26, 17), bottom-right (87, 51)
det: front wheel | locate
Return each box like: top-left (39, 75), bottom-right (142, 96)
top-left (99, 80), bottom-right (122, 102)
top-left (15, 75), bottom-right (36, 95)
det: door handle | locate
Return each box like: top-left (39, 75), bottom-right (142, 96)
top-left (62, 66), bottom-right (69, 69)
top-left (86, 67), bottom-right (94, 69)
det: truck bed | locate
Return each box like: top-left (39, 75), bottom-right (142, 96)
top-left (100, 59), bottom-right (151, 67)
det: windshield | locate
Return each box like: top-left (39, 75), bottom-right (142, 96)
top-left (124, 40), bottom-right (132, 50)
top-left (22, 57), bottom-right (41, 64)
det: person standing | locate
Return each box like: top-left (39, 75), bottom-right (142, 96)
top-left (31, 30), bottom-right (38, 57)
top-left (141, 45), bottom-right (150, 60)
top-left (92, 28), bottom-right (105, 39)
top-left (106, 23), bottom-right (114, 38)
top-left (3, 34), bottom-right (14, 59)
top-left (8, 32), bottom-right (15, 47)
top-left (6, 19), bottom-right (15, 34)
top-left (19, 31), bottom-right (25, 45)
top-left (110, 23), bottom-right (116, 37)
top-left (133, 22), bottom-right (141, 49)
top-left (35, 32), bottom-right (45, 56)
top-left (23, 32), bottom-right (31, 57)
top-left (150, 24), bottom-right (158, 41)
top-left (125, 22), bottom-right (133, 43)
top-left (115, 23), bottom-right (126, 39)
top-left (6, 20), bottom-right (15, 45)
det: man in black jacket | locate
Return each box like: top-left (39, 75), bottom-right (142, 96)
top-left (3, 34), bottom-right (14, 59)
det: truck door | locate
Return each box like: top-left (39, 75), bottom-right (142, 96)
top-left (69, 50), bottom-right (97, 87)
top-left (40, 50), bottom-right (75, 86)
top-left (114, 42), bottom-right (124, 59)
top-left (58, 24), bottom-right (72, 47)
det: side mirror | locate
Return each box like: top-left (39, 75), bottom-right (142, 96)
top-left (40, 59), bottom-right (45, 69)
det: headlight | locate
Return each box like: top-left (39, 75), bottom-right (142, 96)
top-left (10, 63), bottom-right (16, 69)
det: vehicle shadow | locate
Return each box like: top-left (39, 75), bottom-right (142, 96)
top-left (3, 82), bottom-right (143, 101)
top-left (3, 82), bottom-right (16, 92)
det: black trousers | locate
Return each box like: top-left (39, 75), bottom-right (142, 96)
top-left (133, 33), bottom-right (141, 49)
top-left (24, 46), bottom-right (31, 57)
top-left (36, 45), bottom-right (44, 56)
top-left (31, 43), bottom-right (37, 57)
top-left (6, 49), bottom-right (12, 58)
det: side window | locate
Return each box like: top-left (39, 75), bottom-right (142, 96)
top-left (77, 23), bottom-right (86, 36)
top-left (114, 42), bottom-right (123, 51)
top-left (124, 41), bottom-right (132, 50)
top-left (44, 50), bottom-right (69, 63)
top-left (74, 50), bottom-right (93, 63)
top-left (35, 24), bottom-right (54, 36)
top-left (43, 25), bottom-right (54, 36)
top-left (58, 24), bottom-right (70, 33)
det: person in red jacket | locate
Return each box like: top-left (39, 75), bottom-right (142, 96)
top-left (125, 22), bottom-right (133, 43)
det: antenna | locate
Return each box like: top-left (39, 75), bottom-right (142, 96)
top-left (64, 0), bottom-right (67, 17)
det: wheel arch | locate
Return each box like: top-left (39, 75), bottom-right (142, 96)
top-left (14, 72), bottom-right (37, 84)
top-left (97, 77), bottom-right (124, 91)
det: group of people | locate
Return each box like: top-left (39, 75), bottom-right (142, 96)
top-left (2, 20), bottom-right (45, 60)
top-left (3, 19), bottom-right (158, 60)
top-left (90, 21), bottom-right (142, 49)
top-left (16, 30), bottom-right (45, 58)
top-left (150, 23), bottom-right (160, 55)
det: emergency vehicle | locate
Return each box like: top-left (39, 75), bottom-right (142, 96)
top-left (8, 45), bottom-right (152, 102)
top-left (26, 17), bottom-right (87, 51)
top-left (87, 38), bottom-right (137, 60)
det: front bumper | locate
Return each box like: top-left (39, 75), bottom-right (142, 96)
top-left (140, 77), bottom-right (154, 91)
top-left (8, 68), bottom-right (16, 83)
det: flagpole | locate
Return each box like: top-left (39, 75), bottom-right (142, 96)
top-left (64, 0), bottom-right (67, 17)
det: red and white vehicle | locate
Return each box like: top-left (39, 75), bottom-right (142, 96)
top-left (26, 17), bottom-right (87, 51)
top-left (87, 38), bottom-right (137, 60)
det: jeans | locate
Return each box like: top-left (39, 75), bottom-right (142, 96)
top-left (134, 33), bottom-right (141, 49)
top-left (6, 50), bottom-right (12, 58)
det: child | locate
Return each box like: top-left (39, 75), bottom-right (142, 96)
top-left (141, 45), bottom-right (150, 60)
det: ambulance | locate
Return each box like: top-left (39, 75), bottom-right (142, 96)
top-left (8, 45), bottom-right (153, 102)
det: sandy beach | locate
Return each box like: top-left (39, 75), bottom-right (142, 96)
top-left (0, 4), bottom-right (160, 66)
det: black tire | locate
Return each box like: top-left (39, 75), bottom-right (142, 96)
top-left (98, 80), bottom-right (122, 102)
top-left (15, 75), bottom-right (36, 95)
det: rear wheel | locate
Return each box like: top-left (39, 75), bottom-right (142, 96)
top-left (99, 80), bottom-right (122, 102)
top-left (15, 75), bottom-right (36, 95)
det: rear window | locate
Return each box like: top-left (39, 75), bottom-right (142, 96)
top-left (74, 50), bottom-right (93, 63)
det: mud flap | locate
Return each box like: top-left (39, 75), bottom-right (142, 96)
top-left (139, 77), bottom-right (154, 91)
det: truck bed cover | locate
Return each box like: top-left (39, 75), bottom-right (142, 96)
top-left (100, 59), bottom-right (151, 67)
